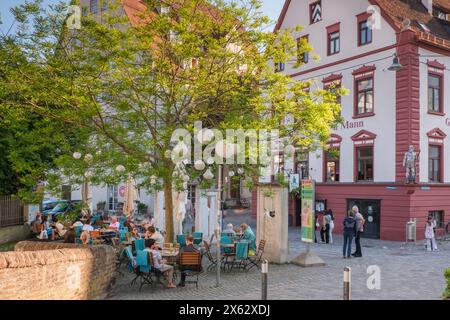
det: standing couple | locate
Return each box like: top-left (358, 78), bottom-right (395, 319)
top-left (319, 209), bottom-right (335, 244)
top-left (342, 206), bottom-right (365, 259)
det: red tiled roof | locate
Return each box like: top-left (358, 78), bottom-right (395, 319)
top-left (371, 0), bottom-right (450, 49)
top-left (275, 0), bottom-right (450, 51)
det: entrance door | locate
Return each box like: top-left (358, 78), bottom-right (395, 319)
top-left (347, 199), bottom-right (381, 239)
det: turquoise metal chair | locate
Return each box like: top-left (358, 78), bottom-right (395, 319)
top-left (177, 234), bottom-right (186, 247)
top-left (220, 235), bottom-right (233, 254)
top-left (193, 232), bottom-right (203, 245)
top-left (135, 238), bottom-right (145, 252)
top-left (233, 241), bottom-right (249, 271)
top-left (119, 230), bottom-right (128, 242)
top-left (74, 226), bottom-right (83, 244)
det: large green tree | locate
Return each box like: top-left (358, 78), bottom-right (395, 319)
top-left (0, 0), bottom-right (344, 241)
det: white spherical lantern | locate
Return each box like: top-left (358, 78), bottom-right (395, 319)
top-left (284, 145), bottom-right (296, 156)
top-left (73, 152), bottom-right (82, 160)
top-left (203, 168), bottom-right (214, 180)
top-left (115, 165), bottom-right (126, 173)
top-left (229, 171), bottom-right (235, 177)
top-left (182, 174), bottom-right (190, 182)
top-left (206, 157), bottom-right (215, 165)
top-left (237, 167), bottom-right (244, 175)
top-left (197, 128), bottom-right (214, 144)
top-left (194, 160), bottom-right (206, 171)
top-left (84, 153), bottom-right (93, 163)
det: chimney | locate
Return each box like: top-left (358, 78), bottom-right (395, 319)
top-left (421, 0), bottom-right (433, 15)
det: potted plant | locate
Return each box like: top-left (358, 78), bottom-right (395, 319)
top-left (444, 268), bottom-right (450, 300)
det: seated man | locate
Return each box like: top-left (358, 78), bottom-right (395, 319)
top-left (178, 235), bottom-right (200, 287)
top-left (108, 217), bottom-right (120, 231)
top-left (144, 239), bottom-right (176, 289)
top-left (223, 223), bottom-right (236, 236)
top-left (51, 217), bottom-right (67, 241)
top-left (145, 226), bottom-right (164, 248)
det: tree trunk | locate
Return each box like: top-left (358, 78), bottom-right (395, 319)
top-left (163, 178), bottom-right (174, 243)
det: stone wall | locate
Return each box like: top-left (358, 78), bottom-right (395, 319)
top-left (0, 224), bottom-right (31, 245)
top-left (0, 241), bottom-right (117, 300)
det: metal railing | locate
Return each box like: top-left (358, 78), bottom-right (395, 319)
top-left (0, 195), bottom-right (24, 227)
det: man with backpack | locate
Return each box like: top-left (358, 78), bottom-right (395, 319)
top-left (343, 211), bottom-right (357, 259)
top-left (352, 206), bottom-right (365, 258)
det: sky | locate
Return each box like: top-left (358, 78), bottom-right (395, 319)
top-left (0, 0), bottom-right (285, 35)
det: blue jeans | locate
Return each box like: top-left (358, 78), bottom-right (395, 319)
top-left (343, 234), bottom-right (354, 257)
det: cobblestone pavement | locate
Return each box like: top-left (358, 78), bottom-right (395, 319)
top-left (109, 211), bottom-right (450, 300)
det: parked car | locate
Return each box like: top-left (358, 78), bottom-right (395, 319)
top-left (42, 199), bottom-right (65, 215)
top-left (47, 200), bottom-right (83, 220)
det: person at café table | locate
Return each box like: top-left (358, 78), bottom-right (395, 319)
top-left (144, 239), bottom-right (176, 289)
top-left (82, 219), bottom-right (94, 232)
top-left (130, 226), bottom-right (141, 241)
top-left (72, 218), bottom-right (83, 228)
top-left (177, 235), bottom-right (199, 287)
top-left (240, 223), bottom-right (256, 255)
top-left (108, 217), bottom-right (121, 231)
top-left (223, 223), bottom-right (236, 236)
top-left (145, 226), bottom-right (164, 248)
top-left (51, 216), bottom-right (67, 241)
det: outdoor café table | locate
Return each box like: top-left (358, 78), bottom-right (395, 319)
top-left (162, 249), bottom-right (179, 265)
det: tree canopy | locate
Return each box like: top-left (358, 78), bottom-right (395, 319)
top-left (0, 0), bottom-right (345, 240)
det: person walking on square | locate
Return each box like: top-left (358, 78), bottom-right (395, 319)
top-left (328, 209), bottom-right (335, 244)
top-left (342, 211), bottom-right (356, 259)
top-left (425, 216), bottom-right (438, 252)
top-left (352, 206), bottom-right (365, 258)
top-left (320, 211), bottom-right (331, 243)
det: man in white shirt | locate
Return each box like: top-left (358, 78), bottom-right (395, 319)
top-left (145, 226), bottom-right (164, 248)
top-left (352, 206), bottom-right (365, 258)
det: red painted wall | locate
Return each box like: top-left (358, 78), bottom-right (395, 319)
top-left (315, 183), bottom-right (450, 241)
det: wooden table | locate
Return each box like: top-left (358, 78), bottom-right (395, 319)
top-left (162, 250), bottom-right (179, 265)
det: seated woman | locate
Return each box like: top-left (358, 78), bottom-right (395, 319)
top-left (240, 223), bottom-right (256, 254)
top-left (51, 217), bottom-right (67, 241)
top-left (80, 230), bottom-right (91, 245)
top-left (130, 227), bottom-right (141, 241)
top-left (108, 217), bottom-right (120, 231)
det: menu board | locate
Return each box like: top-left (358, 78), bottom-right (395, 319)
top-left (300, 180), bottom-right (315, 243)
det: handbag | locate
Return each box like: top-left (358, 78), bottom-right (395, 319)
top-left (39, 228), bottom-right (48, 240)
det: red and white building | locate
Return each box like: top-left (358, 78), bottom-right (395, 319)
top-left (253, 0), bottom-right (450, 241)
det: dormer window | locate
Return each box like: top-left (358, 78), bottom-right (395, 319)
top-left (433, 7), bottom-right (449, 20)
top-left (157, 5), bottom-right (170, 15)
top-left (310, 1), bottom-right (322, 24)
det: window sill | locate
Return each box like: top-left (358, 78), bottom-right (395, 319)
top-left (358, 42), bottom-right (373, 47)
top-left (327, 52), bottom-right (340, 57)
top-left (353, 112), bottom-right (375, 119)
top-left (427, 111), bottom-right (445, 117)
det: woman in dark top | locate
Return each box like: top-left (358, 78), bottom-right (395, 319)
top-left (342, 211), bottom-right (357, 259)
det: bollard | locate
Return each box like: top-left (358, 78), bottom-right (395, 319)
top-left (343, 267), bottom-right (351, 300)
top-left (261, 260), bottom-right (268, 300)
